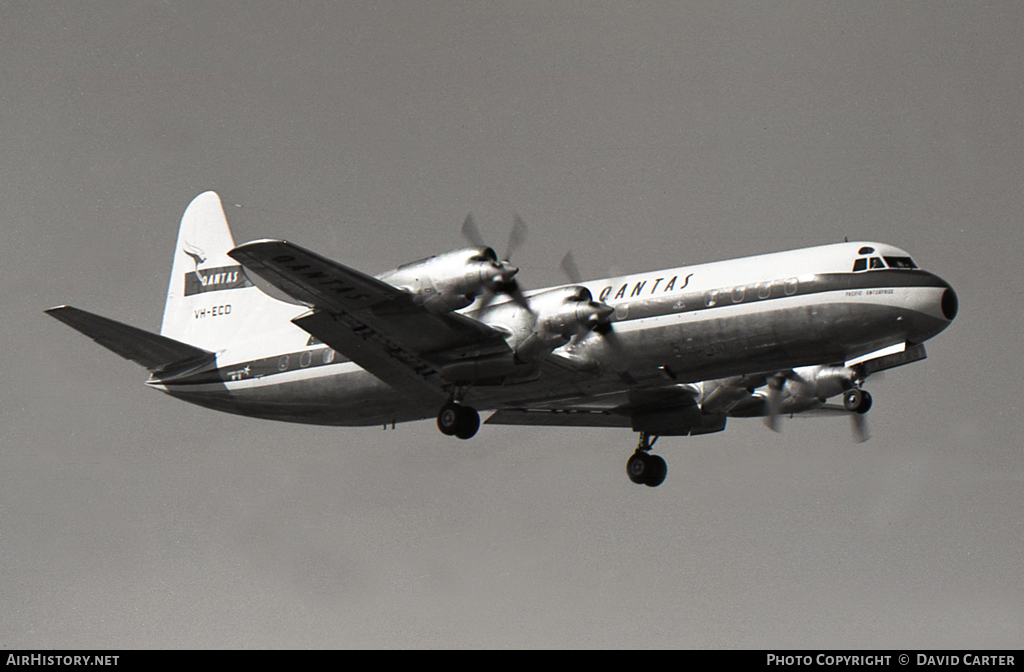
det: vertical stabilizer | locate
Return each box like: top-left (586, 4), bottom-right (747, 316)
top-left (161, 192), bottom-right (303, 351)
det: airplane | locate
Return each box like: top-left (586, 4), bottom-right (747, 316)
top-left (47, 191), bottom-right (958, 487)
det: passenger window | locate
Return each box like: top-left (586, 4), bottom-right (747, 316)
top-left (731, 286), bottom-right (745, 303)
top-left (704, 290), bottom-right (719, 308)
top-left (870, 257), bottom-right (886, 269)
top-left (757, 281), bottom-right (771, 299)
top-left (853, 259), bottom-right (867, 272)
top-left (784, 278), bottom-right (798, 295)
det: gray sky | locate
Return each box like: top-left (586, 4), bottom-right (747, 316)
top-left (2, 1), bottom-right (1022, 648)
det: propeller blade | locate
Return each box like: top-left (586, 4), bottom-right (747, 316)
top-left (851, 413), bottom-right (870, 443)
top-left (594, 322), bottom-right (629, 366)
top-left (474, 288), bottom-right (498, 316)
top-left (763, 375), bottom-right (785, 432)
top-left (560, 250), bottom-right (583, 285)
top-left (461, 213), bottom-right (487, 248)
top-left (505, 214), bottom-right (528, 261)
top-left (505, 280), bottom-right (535, 315)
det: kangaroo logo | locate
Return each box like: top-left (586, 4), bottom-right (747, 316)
top-left (183, 242), bottom-right (207, 270)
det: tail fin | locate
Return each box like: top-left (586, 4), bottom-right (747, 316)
top-left (161, 192), bottom-right (302, 351)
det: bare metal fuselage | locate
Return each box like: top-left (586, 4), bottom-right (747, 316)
top-left (153, 245), bottom-right (956, 428)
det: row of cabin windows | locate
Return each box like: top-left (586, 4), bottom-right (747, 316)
top-left (277, 347), bottom-right (337, 371)
top-left (852, 256), bottom-right (918, 272)
top-left (704, 278), bottom-right (799, 307)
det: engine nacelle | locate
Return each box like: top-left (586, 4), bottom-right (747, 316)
top-left (377, 247), bottom-right (517, 313)
top-left (532, 286), bottom-right (612, 338)
top-left (785, 365), bottom-right (855, 402)
top-left (719, 367), bottom-right (859, 418)
top-left (502, 286), bottom-right (613, 360)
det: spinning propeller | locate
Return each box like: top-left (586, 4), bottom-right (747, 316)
top-left (763, 373), bottom-right (787, 433)
top-left (558, 250), bottom-right (626, 359)
top-left (850, 412), bottom-right (870, 443)
top-left (458, 218), bottom-right (623, 363)
top-left (461, 213), bottom-right (533, 316)
top-left (762, 370), bottom-right (871, 442)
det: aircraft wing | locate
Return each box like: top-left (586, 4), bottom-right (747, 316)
top-left (229, 240), bottom-right (512, 401)
top-left (486, 384), bottom-right (715, 433)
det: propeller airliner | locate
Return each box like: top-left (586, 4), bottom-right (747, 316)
top-left (47, 192), bottom-right (958, 487)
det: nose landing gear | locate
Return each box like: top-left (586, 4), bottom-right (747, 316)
top-left (437, 401), bottom-right (480, 440)
top-left (627, 432), bottom-right (667, 487)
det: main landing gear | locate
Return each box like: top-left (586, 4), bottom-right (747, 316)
top-left (627, 431), bottom-right (667, 488)
top-left (436, 401), bottom-right (480, 440)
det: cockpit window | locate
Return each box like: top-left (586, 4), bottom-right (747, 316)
top-left (858, 246), bottom-right (875, 255)
top-left (884, 256), bottom-right (917, 269)
top-left (854, 256), bottom-right (900, 272)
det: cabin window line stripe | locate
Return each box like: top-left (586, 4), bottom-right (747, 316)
top-left (602, 270), bottom-right (947, 325)
top-left (158, 345), bottom-right (349, 386)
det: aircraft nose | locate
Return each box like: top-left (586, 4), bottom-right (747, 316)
top-left (941, 285), bottom-right (959, 321)
top-left (905, 274), bottom-right (958, 342)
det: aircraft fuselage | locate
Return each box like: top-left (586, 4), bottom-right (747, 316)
top-left (151, 240), bottom-right (956, 427)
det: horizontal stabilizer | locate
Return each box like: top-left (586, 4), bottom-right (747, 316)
top-left (45, 305), bottom-right (215, 377)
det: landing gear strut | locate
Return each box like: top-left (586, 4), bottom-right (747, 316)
top-left (627, 431), bottom-right (667, 487)
top-left (437, 401), bottom-right (480, 440)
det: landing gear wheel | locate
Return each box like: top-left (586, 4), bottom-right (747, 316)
top-left (843, 388), bottom-right (873, 414)
top-left (437, 402), bottom-right (461, 436)
top-left (436, 402), bottom-right (481, 439)
top-left (627, 452), bottom-right (667, 487)
top-left (454, 406), bottom-right (480, 440)
top-left (644, 454), bottom-right (668, 488)
top-left (627, 452), bottom-right (651, 484)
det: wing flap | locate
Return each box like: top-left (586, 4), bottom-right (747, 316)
top-left (486, 409), bottom-right (632, 428)
top-left (293, 310), bottom-right (448, 402)
top-left (855, 343), bottom-right (927, 377)
top-left (486, 384), bottom-right (705, 430)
